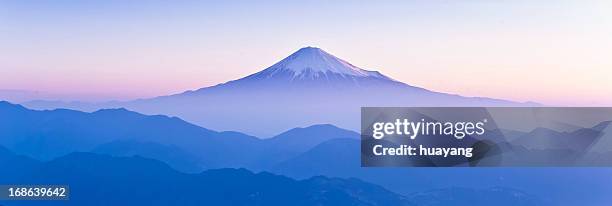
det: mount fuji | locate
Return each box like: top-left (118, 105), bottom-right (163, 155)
top-left (180, 47), bottom-right (418, 93)
top-left (23, 47), bottom-right (532, 136)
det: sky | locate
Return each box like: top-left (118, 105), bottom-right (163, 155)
top-left (0, 0), bottom-right (611, 105)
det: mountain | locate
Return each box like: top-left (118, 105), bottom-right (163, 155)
top-left (4, 103), bottom-right (612, 205)
top-left (589, 121), bottom-right (612, 153)
top-left (0, 101), bottom-right (260, 167)
top-left (0, 145), bottom-right (40, 182)
top-left (0, 151), bottom-right (414, 206)
top-left (265, 124), bottom-right (358, 147)
top-left (578, 121), bottom-right (612, 165)
top-left (92, 140), bottom-right (206, 173)
top-left (0, 148), bottom-right (551, 206)
top-left (272, 138), bottom-right (360, 179)
top-left (213, 46), bottom-right (397, 86)
top-left (22, 47), bottom-right (530, 136)
top-left (0, 101), bottom-right (358, 171)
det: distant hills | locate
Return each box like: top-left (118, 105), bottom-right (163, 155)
top-left (0, 101), bottom-right (356, 171)
top-left (0, 146), bottom-right (553, 206)
top-left (4, 101), bottom-right (612, 205)
top-left (0, 147), bottom-right (547, 206)
top-left (22, 47), bottom-right (534, 136)
top-left (2, 47), bottom-right (611, 205)
top-left (92, 140), bottom-right (206, 173)
top-left (0, 148), bottom-right (414, 206)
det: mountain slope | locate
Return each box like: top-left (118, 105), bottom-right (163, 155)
top-left (22, 47), bottom-right (530, 136)
top-left (258, 46), bottom-right (388, 78)
top-left (128, 47), bottom-right (527, 136)
top-left (272, 138), bottom-right (360, 178)
top-left (263, 124), bottom-right (358, 155)
top-left (0, 145), bottom-right (41, 183)
top-left (221, 46), bottom-right (395, 83)
top-left (589, 121), bottom-right (612, 153)
top-left (92, 140), bottom-right (206, 173)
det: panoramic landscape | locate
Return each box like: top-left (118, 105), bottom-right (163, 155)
top-left (1, 1), bottom-right (612, 206)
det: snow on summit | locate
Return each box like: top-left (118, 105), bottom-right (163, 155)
top-left (261, 47), bottom-right (387, 79)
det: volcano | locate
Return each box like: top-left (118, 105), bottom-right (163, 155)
top-left (24, 47), bottom-right (530, 136)
top-left (248, 46), bottom-right (389, 80)
top-left (180, 46), bottom-right (418, 93)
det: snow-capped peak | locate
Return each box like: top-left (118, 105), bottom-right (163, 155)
top-left (262, 47), bottom-right (387, 79)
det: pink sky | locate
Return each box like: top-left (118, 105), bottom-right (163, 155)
top-left (1, 1), bottom-right (611, 106)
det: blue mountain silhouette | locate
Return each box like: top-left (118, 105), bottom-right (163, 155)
top-left (0, 147), bottom-right (414, 206)
top-left (4, 101), bottom-right (612, 205)
top-left (0, 101), bottom-right (357, 171)
top-left (273, 138), bottom-right (360, 178)
top-left (92, 140), bottom-right (205, 173)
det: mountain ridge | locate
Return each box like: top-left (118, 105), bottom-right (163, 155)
top-left (0, 101), bottom-right (360, 171)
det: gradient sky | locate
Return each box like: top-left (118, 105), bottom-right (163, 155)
top-left (1, 0), bottom-right (611, 105)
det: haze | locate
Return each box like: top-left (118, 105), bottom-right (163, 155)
top-left (1, 0), bottom-right (611, 106)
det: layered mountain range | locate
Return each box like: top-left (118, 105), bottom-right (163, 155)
top-left (3, 47), bottom-right (609, 205)
top-left (3, 101), bottom-right (612, 205)
top-left (0, 147), bottom-right (414, 206)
